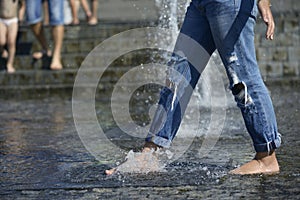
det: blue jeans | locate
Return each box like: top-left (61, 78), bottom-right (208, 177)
top-left (26, 0), bottom-right (64, 25)
top-left (146, 0), bottom-right (281, 153)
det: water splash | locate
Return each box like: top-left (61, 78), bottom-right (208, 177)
top-left (116, 149), bottom-right (167, 173)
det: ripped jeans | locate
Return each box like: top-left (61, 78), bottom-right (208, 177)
top-left (145, 0), bottom-right (281, 153)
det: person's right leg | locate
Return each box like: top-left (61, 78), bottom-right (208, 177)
top-left (0, 20), bottom-right (8, 71)
top-left (6, 20), bottom-right (18, 73)
top-left (69, 0), bottom-right (80, 25)
top-left (26, 0), bottom-right (52, 59)
top-left (88, 0), bottom-right (98, 25)
top-left (145, 1), bottom-right (216, 149)
top-left (0, 20), bottom-right (7, 57)
top-left (106, 1), bottom-right (216, 175)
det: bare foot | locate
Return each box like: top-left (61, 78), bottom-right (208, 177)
top-left (105, 142), bottom-right (162, 175)
top-left (50, 63), bottom-right (63, 70)
top-left (88, 17), bottom-right (98, 25)
top-left (50, 59), bottom-right (63, 70)
top-left (7, 64), bottom-right (15, 73)
top-left (1, 49), bottom-right (8, 58)
top-left (71, 18), bottom-right (80, 25)
top-left (33, 50), bottom-right (52, 60)
top-left (33, 51), bottom-right (43, 60)
top-left (105, 167), bottom-right (117, 176)
top-left (229, 151), bottom-right (280, 175)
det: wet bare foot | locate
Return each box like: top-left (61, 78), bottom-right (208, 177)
top-left (7, 64), bottom-right (15, 73)
top-left (50, 59), bottom-right (63, 70)
top-left (229, 151), bottom-right (279, 175)
top-left (88, 17), bottom-right (98, 25)
top-left (2, 49), bottom-right (8, 58)
top-left (105, 167), bottom-right (117, 176)
top-left (105, 142), bottom-right (161, 175)
top-left (32, 50), bottom-right (52, 60)
top-left (33, 51), bottom-right (43, 60)
top-left (71, 18), bottom-right (80, 25)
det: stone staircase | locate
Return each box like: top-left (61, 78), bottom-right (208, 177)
top-left (0, 22), bottom-right (155, 98)
top-left (1, 19), bottom-right (299, 100)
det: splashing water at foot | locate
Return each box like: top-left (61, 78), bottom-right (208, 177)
top-left (115, 149), bottom-right (172, 174)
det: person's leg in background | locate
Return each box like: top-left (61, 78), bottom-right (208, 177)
top-left (69, 0), bottom-right (80, 25)
top-left (42, 0), bottom-right (49, 25)
top-left (26, 0), bottom-right (52, 61)
top-left (80, 0), bottom-right (92, 22)
top-left (88, 0), bottom-right (98, 25)
top-left (0, 20), bottom-right (8, 70)
top-left (6, 19), bottom-right (18, 73)
top-left (48, 0), bottom-right (64, 70)
top-left (205, 0), bottom-right (281, 174)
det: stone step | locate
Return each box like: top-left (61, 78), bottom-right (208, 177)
top-left (0, 69), bottom-right (161, 100)
top-left (12, 22), bottom-right (162, 71)
top-left (16, 22), bottom-right (152, 54)
top-left (0, 64), bottom-right (169, 88)
top-left (0, 67), bottom-right (137, 86)
top-left (13, 49), bottom-right (163, 70)
top-left (18, 22), bottom-right (148, 41)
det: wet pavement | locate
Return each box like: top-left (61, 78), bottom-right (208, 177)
top-left (0, 82), bottom-right (299, 199)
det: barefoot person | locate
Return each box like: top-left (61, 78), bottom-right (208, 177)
top-left (69, 0), bottom-right (98, 25)
top-left (0, 0), bottom-right (25, 73)
top-left (106, 0), bottom-right (281, 175)
top-left (25, 0), bottom-right (64, 70)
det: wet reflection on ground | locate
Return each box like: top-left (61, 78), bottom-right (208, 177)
top-left (0, 84), bottom-right (299, 199)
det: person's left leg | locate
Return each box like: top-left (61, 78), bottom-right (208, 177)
top-left (48, 0), bottom-right (64, 70)
top-left (80, 0), bottom-right (92, 21)
top-left (206, 0), bottom-right (281, 174)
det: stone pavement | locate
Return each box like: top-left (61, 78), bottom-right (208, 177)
top-left (0, 83), bottom-right (299, 199)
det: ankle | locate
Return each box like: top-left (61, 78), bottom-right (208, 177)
top-left (41, 49), bottom-right (51, 57)
top-left (255, 150), bottom-right (276, 160)
top-left (255, 151), bottom-right (279, 168)
top-left (86, 11), bottom-right (92, 19)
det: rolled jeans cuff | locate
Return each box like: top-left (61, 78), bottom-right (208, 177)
top-left (145, 135), bottom-right (172, 148)
top-left (254, 134), bottom-right (282, 153)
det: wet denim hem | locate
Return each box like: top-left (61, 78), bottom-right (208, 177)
top-left (254, 135), bottom-right (282, 153)
top-left (48, 22), bottom-right (65, 26)
top-left (26, 17), bottom-right (43, 25)
top-left (26, 0), bottom-right (64, 26)
top-left (145, 135), bottom-right (172, 148)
